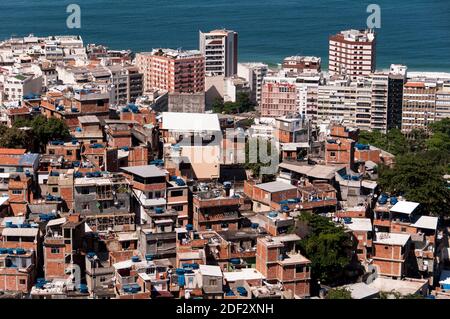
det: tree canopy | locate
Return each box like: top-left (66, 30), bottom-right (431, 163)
top-left (379, 154), bottom-right (450, 217)
top-left (362, 119), bottom-right (450, 217)
top-left (212, 92), bottom-right (255, 114)
top-left (1, 116), bottom-right (70, 152)
top-left (326, 287), bottom-right (352, 299)
top-left (297, 213), bottom-right (353, 285)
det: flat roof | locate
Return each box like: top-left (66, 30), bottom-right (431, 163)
top-left (368, 277), bottom-right (428, 296)
top-left (121, 165), bottom-right (167, 178)
top-left (78, 115), bottom-right (100, 124)
top-left (117, 232), bottom-right (138, 242)
top-left (412, 216), bottom-right (438, 231)
top-left (390, 201), bottom-right (420, 215)
top-left (162, 112), bottom-right (220, 132)
top-left (2, 227), bottom-right (39, 237)
top-left (345, 218), bottom-right (372, 232)
top-left (199, 265), bottom-right (222, 277)
top-left (255, 181), bottom-right (296, 193)
top-left (1, 216), bottom-right (24, 226)
top-left (344, 282), bottom-right (379, 299)
top-left (374, 232), bottom-right (410, 246)
top-left (223, 269), bottom-right (265, 282)
top-left (278, 253), bottom-right (310, 265)
top-left (279, 162), bottom-right (345, 180)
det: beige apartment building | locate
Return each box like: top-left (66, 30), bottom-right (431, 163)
top-left (401, 81), bottom-right (438, 133)
top-left (136, 48), bottom-right (205, 94)
top-left (329, 29), bottom-right (376, 80)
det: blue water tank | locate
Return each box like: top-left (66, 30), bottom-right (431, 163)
top-left (154, 207), bottom-right (164, 214)
top-left (230, 258), bottom-right (241, 265)
top-left (268, 212), bottom-right (278, 218)
top-left (5, 221), bottom-right (13, 228)
top-left (131, 256), bottom-right (141, 263)
top-left (87, 252), bottom-right (96, 259)
top-left (145, 254), bottom-right (153, 261)
top-left (15, 248), bottom-right (26, 255)
top-left (251, 223), bottom-right (259, 229)
top-left (390, 197), bottom-right (398, 205)
top-left (176, 268), bottom-right (185, 275)
top-left (178, 274), bottom-right (185, 287)
top-left (186, 224), bottom-right (193, 231)
top-left (78, 284), bottom-right (88, 293)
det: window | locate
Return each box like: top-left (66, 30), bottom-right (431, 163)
top-left (170, 190), bottom-right (183, 197)
top-left (330, 151), bottom-right (336, 157)
top-left (49, 149), bottom-right (55, 155)
top-left (12, 190), bottom-right (22, 195)
top-left (51, 248), bottom-right (60, 254)
top-left (81, 187), bottom-right (90, 195)
top-left (172, 205), bottom-right (183, 211)
top-left (52, 187), bottom-right (58, 193)
top-left (19, 279), bottom-right (26, 285)
top-left (97, 100), bottom-right (105, 107)
top-left (209, 279), bottom-right (217, 286)
top-left (82, 204), bottom-right (89, 210)
top-left (157, 241), bottom-right (163, 248)
top-left (100, 277), bottom-right (106, 283)
top-left (295, 265), bottom-right (304, 273)
top-left (401, 227), bottom-right (407, 232)
top-left (66, 150), bottom-right (73, 156)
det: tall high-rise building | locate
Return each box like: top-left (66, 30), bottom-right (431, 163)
top-left (329, 29), bottom-right (376, 80)
top-left (387, 65), bottom-right (407, 130)
top-left (436, 84), bottom-right (450, 122)
top-left (260, 75), bottom-right (320, 119)
top-left (135, 48), bottom-right (205, 94)
top-left (401, 81), bottom-right (438, 133)
top-left (237, 62), bottom-right (268, 105)
top-left (317, 75), bottom-right (389, 132)
top-left (199, 29), bottom-right (238, 77)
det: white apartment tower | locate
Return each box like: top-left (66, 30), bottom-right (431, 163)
top-left (237, 62), bottom-right (268, 105)
top-left (329, 29), bottom-right (376, 80)
top-left (199, 29), bottom-right (238, 77)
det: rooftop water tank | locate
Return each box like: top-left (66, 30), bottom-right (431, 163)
top-left (269, 212), bottom-right (278, 218)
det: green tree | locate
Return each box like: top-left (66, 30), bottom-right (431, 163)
top-left (297, 213), bottom-right (353, 285)
top-left (359, 128), bottom-right (408, 156)
top-left (0, 126), bottom-right (29, 149)
top-left (212, 92), bottom-right (255, 114)
top-left (326, 287), bottom-right (352, 299)
top-left (379, 153), bottom-right (450, 217)
top-left (31, 116), bottom-right (70, 151)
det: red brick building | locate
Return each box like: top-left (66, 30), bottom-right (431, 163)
top-left (256, 234), bottom-right (311, 297)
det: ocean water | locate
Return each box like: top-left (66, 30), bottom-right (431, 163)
top-left (0, 0), bottom-right (449, 71)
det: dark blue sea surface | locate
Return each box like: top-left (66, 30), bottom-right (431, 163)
top-left (0, 0), bottom-right (449, 70)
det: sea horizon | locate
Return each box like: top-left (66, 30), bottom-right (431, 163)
top-left (1, 0), bottom-right (449, 71)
